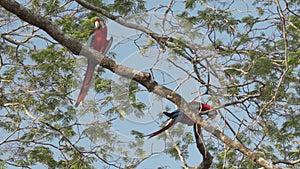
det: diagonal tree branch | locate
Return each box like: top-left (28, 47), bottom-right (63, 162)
top-left (0, 1), bottom-right (285, 168)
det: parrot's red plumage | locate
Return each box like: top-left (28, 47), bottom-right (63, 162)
top-left (75, 19), bottom-right (113, 107)
top-left (144, 102), bottom-right (213, 138)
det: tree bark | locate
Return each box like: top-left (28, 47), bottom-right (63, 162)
top-left (193, 123), bottom-right (213, 169)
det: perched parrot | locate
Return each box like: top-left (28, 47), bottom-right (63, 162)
top-left (75, 18), bottom-right (113, 107)
top-left (144, 102), bottom-right (212, 139)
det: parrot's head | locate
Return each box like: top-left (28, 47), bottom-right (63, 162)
top-left (94, 18), bottom-right (105, 29)
top-left (188, 101), bottom-right (212, 111)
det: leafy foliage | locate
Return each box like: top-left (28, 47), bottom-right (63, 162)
top-left (0, 0), bottom-right (299, 168)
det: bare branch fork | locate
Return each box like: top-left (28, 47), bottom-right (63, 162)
top-left (0, 0), bottom-right (284, 168)
top-left (194, 123), bottom-right (213, 169)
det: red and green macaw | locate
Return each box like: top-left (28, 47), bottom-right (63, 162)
top-left (75, 18), bottom-right (113, 107)
top-left (145, 102), bottom-right (212, 138)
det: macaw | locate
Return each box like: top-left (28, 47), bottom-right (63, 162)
top-left (75, 18), bottom-right (113, 107)
top-left (144, 102), bottom-right (212, 139)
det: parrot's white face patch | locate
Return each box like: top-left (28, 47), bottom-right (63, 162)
top-left (95, 21), bottom-right (100, 29)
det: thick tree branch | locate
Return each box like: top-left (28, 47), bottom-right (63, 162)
top-left (193, 124), bottom-right (213, 169)
top-left (0, 1), bottom-right (285, 168)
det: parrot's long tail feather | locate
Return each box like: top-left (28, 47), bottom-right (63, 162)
top-left (144, 120), bottom-right (175, 139)
top-left (75, 60), bottom-right (97, 107)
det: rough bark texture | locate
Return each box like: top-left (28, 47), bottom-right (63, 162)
top-left (0, 0), bottom-right (285, 168)
top-left (0, 1), bottom-right (82, 55)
